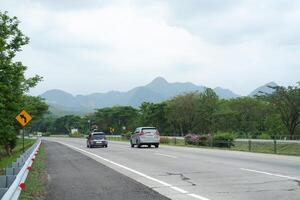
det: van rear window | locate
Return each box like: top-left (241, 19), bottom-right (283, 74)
top-left (142, 128), bottom-right (157, 133)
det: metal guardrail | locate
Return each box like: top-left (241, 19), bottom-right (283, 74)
top-left (0, 140), bottom-right (41, 200)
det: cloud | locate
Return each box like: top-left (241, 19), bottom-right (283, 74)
top-left (1, 0), bottom-right (299, 96)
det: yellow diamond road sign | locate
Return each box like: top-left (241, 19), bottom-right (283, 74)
top-left (16, 110), bottom-right (32, 127)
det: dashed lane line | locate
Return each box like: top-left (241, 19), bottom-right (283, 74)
top-left (240, 168), bottom-right (300, 181)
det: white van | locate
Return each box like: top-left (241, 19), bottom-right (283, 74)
top-left (130, 127), bottom-right (160, 148)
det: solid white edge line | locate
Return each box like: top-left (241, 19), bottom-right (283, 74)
top-left (155, 153), bottom-right (177, 158)
top-left (240, 168), bottom-right (300, 181)
top-left (57, 141), bottom-right (211, 200)
top-left (170, 186), bottom-right (188, 193)
top-left (188, 193), bottom-right (212, 200)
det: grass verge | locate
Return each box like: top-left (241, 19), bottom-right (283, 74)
top-left (19, 144), bottom-right (47, 200)
top-left (0, 139), bottom-right (36, 173)
top-left (106, 136), bottom-right (300, 156)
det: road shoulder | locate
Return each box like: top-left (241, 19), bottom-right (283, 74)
top-left (44, 141), bottom-right (170, 200)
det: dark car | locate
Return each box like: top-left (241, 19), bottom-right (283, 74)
top-left (87, 132), bottom-right (108, 148)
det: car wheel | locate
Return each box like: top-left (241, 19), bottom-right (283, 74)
top-left (105, 145), bottom-right (108, 148)
top-left (131, 142), bottom-right (134, 148)
top-left (87, 143), bottom-right (89, 148)
top-left (148, 144), bottom-right (151, 148)
top-left (137, 140), bottom-right (141, 148)
top-left (155, 144), bottom-right (159, 148)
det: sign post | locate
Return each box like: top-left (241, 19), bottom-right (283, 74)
top-left (16, 110), bottom-right (32, 153)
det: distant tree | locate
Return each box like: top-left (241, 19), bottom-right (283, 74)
top-left (22, 96), bottom-right (49, 118)
top-left (0, 11), bottom-right (42, 155)
top-left (264, 114), bottom-right (287, 138)
top-left (262, 83), bottom-right (300, 138)
top-left (21, 95), bottom-right (49, 133)
top-left (139, 102), bottom-right (169, 134)
top-left (195, 88), bottom-right (219, 134)
top-left (94, 106), bottom-right (138, 133)
top-left (227, 97), bottom-right (270, 138)
top-left (52, 115), bottom-right (82, 134)
top-left (166, 92), bottom-right (199, 136)
top-left (214, 99), bottom-right (239, 133)
top-left (29, 116), bottom-right (55, 133)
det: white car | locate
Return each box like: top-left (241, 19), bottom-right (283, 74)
top-left (130, 127), bottom-right (160, 148)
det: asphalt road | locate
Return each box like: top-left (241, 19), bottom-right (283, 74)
top-left (44, 137), bottom-right (300, 200)
top-left (44, 141), bottom-right (170, 200)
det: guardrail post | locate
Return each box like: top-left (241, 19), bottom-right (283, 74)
top-left (274, 139), bottom-right (277, 154)
top-left (248, 140), bottom-right (252, 152)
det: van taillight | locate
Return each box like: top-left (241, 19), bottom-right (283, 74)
top-left (138, 131), bottom-right (144, 136)
top-left (155, 131), bottom-right (160, 136)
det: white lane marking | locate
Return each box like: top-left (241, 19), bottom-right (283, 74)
top-left (188, 193), bottom-right (211, 200)
top-left (240, 168), bottom-right (300, 181)
top-left (57, 141), bottom-right (211, 200)
top-left (170, 186), bottom-right (188, 193)
top-left (155, 153), bottom-right (177, 158)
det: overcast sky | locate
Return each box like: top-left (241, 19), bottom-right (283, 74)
top-left (2, 0), bottom-right (300, 96)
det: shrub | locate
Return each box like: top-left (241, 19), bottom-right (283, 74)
top-left (213, 132), bottom-right (236, 148)
top-left (160, 137), bottom-right (171, 144)
top-left (257, 133), bottom-right (271, 139)
top-left (42, 132), bottom-right (51, 137)
top-left (69, 131), bottom-right (82, 138)
top-left (184, 133), bottom-right (209, 146)
top-left (122, 131), bottom-right (132, 140)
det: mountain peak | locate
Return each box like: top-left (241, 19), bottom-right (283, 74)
top-left (265, 81), bottom-right (278, 87)
top-left (249, 81), bottom-right (278, 96)
top-left (213, 87), bottom-right (240, 99)
top-left (41, 89), bottom-right (74, 97)
top-left (149, 77), bottom-right (168, 85)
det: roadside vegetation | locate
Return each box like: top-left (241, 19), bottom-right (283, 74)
top-left (0, 12), bottom-right (48, 159)
top-left (32, 84), bottom-right (300, 142)
top-left (19, 144), bottom-right (46, 200)
top-left (0, 139), bottom-right (35, 174)
top-left (106, 135), bottom-right (300, 156)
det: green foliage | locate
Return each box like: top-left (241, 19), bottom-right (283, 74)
top-left (166, 92), bottom-right (199, 136)
top-left (69, 131), bottom-right (82, 138)
top-left (0, 11), bottom-right (45, 155)
top-left (159, 137), bottom-right (171, 144)
top-left (42, 132), bottom-right (51, 137)
top-left (121, 131), bottom-right (132, 140)
top-left (51, 115), bottom-right (86, 134)
top-left (29, 116), bottom-right (55, 134)
top-left (194, 88), bottom-right (219, 134)
top-left (257, 133), bottom-right (272, 139)
top-left (227, 97), bottom-right (271, 137)
top-left (213, 132), bottom-right (236, 148)
top-left (0, 139), bottom-right (35, 171)
top-left (93, 106), bottom-right (139, 133)
top-left (29, 81), bottom-right (300, 141)
top-left (261, 83), bottom-right (300, 138)
top-left (19, 145), bottom-right (46, 200)
top-left (264, 114), bottom-right (287, 138)
top-left (140, 102), bottom-right (170, 133)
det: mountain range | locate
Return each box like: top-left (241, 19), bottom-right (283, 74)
top-left (40, 77), bottom-right (277, 116)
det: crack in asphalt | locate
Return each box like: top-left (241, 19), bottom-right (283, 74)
top-left (293, 180), bottom-right (300, 186)
top-left (165, 172), bottom-right (196, 186)
top-left (217, 188), bottom-right (299, 194)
